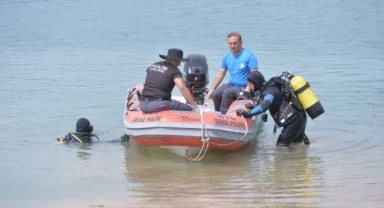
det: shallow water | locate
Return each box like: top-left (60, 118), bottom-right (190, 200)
top-left (0, 0), bottom-right (383, 207)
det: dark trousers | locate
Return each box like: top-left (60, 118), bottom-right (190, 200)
top-left (139, 99), bottom-right (192, 113)
top-left (211, 84), bottom-right (244, 113)
top-left (219, 87), bottom-right (244, 114)
top-left (277, 111), bottom-right (308, 146)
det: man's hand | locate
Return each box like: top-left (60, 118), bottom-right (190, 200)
top-left (236, 109), bottom-right (251, 118)
top-left (191, 105), bottom-right (198, 111)
top-left (207, 90), bottom-right (213, 99)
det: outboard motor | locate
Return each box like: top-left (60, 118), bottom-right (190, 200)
top-left (183, 54), bottom-right (209, 105)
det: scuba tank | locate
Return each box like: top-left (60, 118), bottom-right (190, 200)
top-left (289, 74), bottom-right (325, 119)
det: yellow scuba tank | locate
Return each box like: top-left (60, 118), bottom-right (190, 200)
top-left (289, 75), bottom-right (324, 119)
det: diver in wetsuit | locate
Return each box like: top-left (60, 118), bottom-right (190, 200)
top-left (57, 118), bottom-right (129, 143)
top-left (236, 72), bottom-right (310, 146)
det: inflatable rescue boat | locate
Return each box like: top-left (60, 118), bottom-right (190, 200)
top-left (123, 54), bottom-right (262, 161)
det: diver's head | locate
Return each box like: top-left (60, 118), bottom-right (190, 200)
top-left (248, 71), bottom-right (265, 92)
top-left (76, 118), bottom-right (93, 133)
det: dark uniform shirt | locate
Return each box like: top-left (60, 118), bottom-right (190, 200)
top-left (141, 61), bottom-right (183, 100)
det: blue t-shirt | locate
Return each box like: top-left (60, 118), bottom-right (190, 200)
top-left (221, 48), bottom-right (258, 87)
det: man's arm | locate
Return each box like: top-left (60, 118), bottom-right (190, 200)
top-left (174, 77), bottom-right (197, 107)
top-left (207, 68), bottom-right (227, 99)
top-left (250, 94), bottom-right (274, 115)
top-left (236, 93), bottom-right (274, 118)
top-left (249, 52), bottom-right (258, 72)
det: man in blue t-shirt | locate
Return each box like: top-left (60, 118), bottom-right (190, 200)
top-left (207, 32), bottom-right (259, 113)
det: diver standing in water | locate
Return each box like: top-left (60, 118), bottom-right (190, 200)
top-left (57, 118), bottom-right (129, 143)
top-left (236, 71), bottom-right (324, 146)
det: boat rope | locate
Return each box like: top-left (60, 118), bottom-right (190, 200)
top-left (185, 101), bottom-right (210, 161)
top-left (185, 98), bottom-right (250, 161)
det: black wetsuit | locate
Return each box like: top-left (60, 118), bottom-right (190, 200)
top-left (250, 80), bottom-right (308, 146)
top-left (57, 132), bottom-right (97, 143)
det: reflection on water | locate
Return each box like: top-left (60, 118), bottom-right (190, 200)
top-left (262, 146), bottom-right (323, 206)
top-left (58, 142), bottom-right (94, 160)
top-left (123, 136), bottom-right (324, 207)
top-left (76, 150), bottom-right (92, 160)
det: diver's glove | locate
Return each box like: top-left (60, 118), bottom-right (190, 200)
top-left (57, 133), bottom-right (69, 142)
top-left (236, 109), bottom-right (252, 118)
top-left (261, 113), bottom-right (268, 122)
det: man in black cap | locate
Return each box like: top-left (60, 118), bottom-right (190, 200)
top-left (236, 71), bottom-right (310, 147)
top-left (139, 48), bottom-right (197, 113)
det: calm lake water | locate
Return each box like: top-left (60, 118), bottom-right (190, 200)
top-left (0, 0), bottom-right (383, 207)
